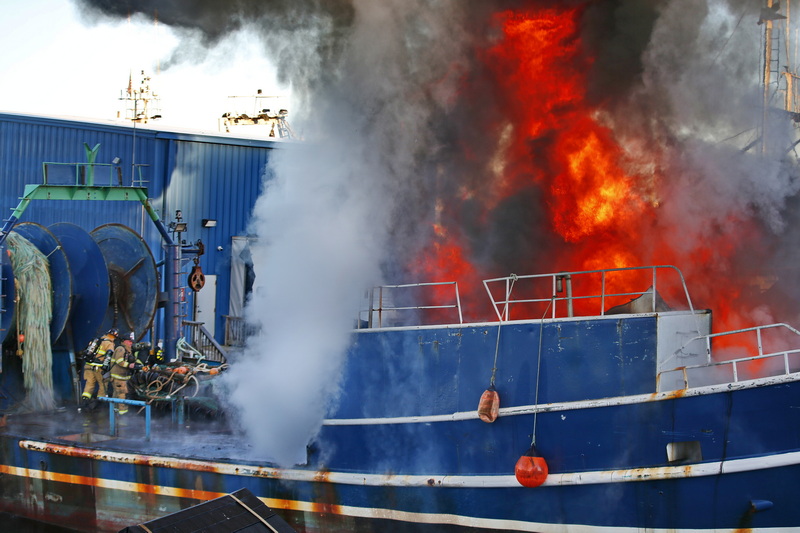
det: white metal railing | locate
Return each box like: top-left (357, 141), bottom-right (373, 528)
top-left (223, 315), bottom-right (260, 346)
top-left (482, 265), bottom-right (695, 322)
top-left (661, 323), bottom-right (800, 388)
top-left (224, 315), bottom-right (246, 346)
top-left (182, 321), bottom-right (227, 363)
top-left (358, 281), bottom-right (462, 328)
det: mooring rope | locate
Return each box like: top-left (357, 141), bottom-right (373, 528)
top-left (7, 232), bottom-right (55, 412)
top-left (489, 274), bottom-right (518, 388)
top-left (530, 296), bottom-right (555, 447)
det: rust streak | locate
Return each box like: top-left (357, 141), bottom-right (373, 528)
top-left (649, 387), bottom-right (687, 401)
top-left (0, 463), bottom-right (224, 501)
top-left (310, 498), bottom-right (343, 516)
top-left (19, 441), bottom-right (286, 479)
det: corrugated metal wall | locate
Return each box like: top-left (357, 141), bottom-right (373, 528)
top-left (0, 112), bottom-right (278, 343)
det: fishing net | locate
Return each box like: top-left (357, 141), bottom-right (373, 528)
top-left (7, 232), bottom-right (55, 412)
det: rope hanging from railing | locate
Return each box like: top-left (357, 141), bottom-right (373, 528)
top-left (489, 273), bottom-right (518, 386)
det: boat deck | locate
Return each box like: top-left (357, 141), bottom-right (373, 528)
top-left (0, 403), bottom-right (268, 465)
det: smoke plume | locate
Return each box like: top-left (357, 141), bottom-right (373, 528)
top-left (77, 0), bottom-right (800, 462)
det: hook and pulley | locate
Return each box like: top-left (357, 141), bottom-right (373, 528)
top-left (189, 257), bottom-right (205, 291)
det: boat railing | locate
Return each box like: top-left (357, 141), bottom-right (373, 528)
top-left (357, 281), bottom-right (462, 328)
top-left (660, 323), bottom-right (800, 388)
top-left (482, 265), bottom-right (695, 322)
top-left (182, 320), bottom-right (227, 363)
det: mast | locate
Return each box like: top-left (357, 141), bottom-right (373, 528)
top-left (760, 0), bottom-right (794, 154)
top-left (118, 70), bottom-right (162, 124)
top-left (762, 0), bottom-right (776, 154)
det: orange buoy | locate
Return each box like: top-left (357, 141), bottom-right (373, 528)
top-left (515, 445), bottom-right (548, 487)
top-left (17, 333), bottom-right (24, 344)
top-left (477, 386), bottom-right (500, 423)
top-left (173, 366), bottom-right (188, 374)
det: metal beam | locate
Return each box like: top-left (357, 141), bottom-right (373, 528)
top-left (0, 183), bottom-right (179, 361)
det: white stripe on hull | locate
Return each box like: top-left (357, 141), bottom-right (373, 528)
top-left (1, 461), bottom-right (794, 533)
top-left (323, 372), bottom-right (800, 426)
top-left (18, 441), bottom-right (800, 487)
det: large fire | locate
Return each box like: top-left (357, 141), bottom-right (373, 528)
top-left (412, 6), bottom-right (654, 319)
top-left (409, 2), bottom-right (786, 359)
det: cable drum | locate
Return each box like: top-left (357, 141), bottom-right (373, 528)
top-left (90, 224), bottom-right (158, 340)
top-left (0, 247), bottom-right (16, 345)
top-left (49, 223), bottom-right (110, 348)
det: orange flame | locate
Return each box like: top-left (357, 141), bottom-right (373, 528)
top-left (409, 4), bottom-right (779, 333)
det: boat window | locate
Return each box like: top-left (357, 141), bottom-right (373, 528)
top-left (666, 441), bottom-right (702, 463)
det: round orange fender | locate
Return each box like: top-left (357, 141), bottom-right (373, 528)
top-left (515, 445), bottom-right (549, 487)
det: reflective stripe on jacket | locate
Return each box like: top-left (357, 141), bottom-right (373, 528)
top-left (92, 336), bottom-right (116, 363)
top-left (109, 345), bottom-right (141, 381)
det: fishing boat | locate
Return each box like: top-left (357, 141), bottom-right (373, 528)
top-left (1, 194), bottom-right (799, 533)
top-left (2, 1), bottom-right (800, 531)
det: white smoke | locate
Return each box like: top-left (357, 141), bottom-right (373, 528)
top-left (221, 0), bottom-right (472, 465)
top-left (632, 0), bottom-right (800, 216)
top-left (616, 0), bottom-right (800, 321)
top-left (224, 143), bottom-right (385, 465)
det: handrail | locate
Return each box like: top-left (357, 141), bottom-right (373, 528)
top-left (660, 323), bottom-right (800, 388)
top-left (97, 397), bottom-right (151, 440)
top-left (41, 161), bottom-right (151, 188)
top-left (359, 281), bottom-right (462, 328)
top-left (482, 265), bottom-right (696, 323)
top-left (222, 315), bottom-right (261, 346)
top-left (223, 315), bottom-right (246, 346)
top-left (676, 322), bottom-right (800, 364)
top-left (42, 162), bottom-right (117, 186)
top-left (182, 321), bottom-right (227, 363)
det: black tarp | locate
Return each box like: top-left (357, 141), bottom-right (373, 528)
top-left (119, 488), bottom-right (296, 533)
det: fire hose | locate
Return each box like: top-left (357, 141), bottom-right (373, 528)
top-left (136, 338), bottom-right (227, 402)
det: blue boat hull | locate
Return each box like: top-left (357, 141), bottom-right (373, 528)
top-left (1, 309), bottom-right (799, 531)
top-left (0, 428), bottom-right (797, 532)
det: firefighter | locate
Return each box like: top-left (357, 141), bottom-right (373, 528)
top-left (143, 339), bottom-right (164, 368)
top-left (80, 327), bottom-right (118, 404)
top-left (154, 340), bottom-right (165, 366)
top-left (109, 331), bottom-right (143, 415)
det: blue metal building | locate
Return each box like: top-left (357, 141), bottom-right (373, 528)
top-left (0, 111), bottom-right (280, 345)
